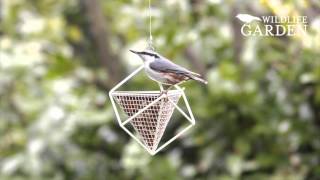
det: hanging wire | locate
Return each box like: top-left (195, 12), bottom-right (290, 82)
top-left (147, 0), bottom-right (155, 50)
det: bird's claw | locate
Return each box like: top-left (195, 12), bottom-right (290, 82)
top-left (159, 90), bottom-right (169, 102)
top-left (159, 90), bottom-right (168, 97)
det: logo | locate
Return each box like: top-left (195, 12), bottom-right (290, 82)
top-left (236, 13), bottom-right (308, 37)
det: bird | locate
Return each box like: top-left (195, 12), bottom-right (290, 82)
top-left (236, 14), bottom-right (262, 23)
top-left (130, 49), bottom-right (207, 91)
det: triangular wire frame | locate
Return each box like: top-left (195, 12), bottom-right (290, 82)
top-left (109, 65), bottom-right (196, 155)
top-left (112, 90), bottom-right (182, 151)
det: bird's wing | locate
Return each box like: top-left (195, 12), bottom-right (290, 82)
top-left (237, 14), bottom-right (261, 22)
top-left (245, 14), bottom-right (261, 21)
top-left (254, 16), bottom-right (262, 21)
top-left (236, 15), bottom-right (249, 23)
top-left (149, 58), bottom-right (200, 76)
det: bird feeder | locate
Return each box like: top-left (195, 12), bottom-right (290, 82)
top-left (109, 65), bottom-right (195, 155)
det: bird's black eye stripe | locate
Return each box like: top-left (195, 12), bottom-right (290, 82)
top-left (140, 52), bottom-right (159, 58)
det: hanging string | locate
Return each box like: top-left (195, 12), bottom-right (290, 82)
top-left (148, 0), bottom-right (154, 50)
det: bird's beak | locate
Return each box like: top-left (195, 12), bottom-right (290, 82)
top-left (129, 50), bottom-right (139, 54)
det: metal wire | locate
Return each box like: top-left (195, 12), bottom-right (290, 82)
top-left (108, 63), bottom-right (196, 155)
top-left (148, 0), bottom-right (154, 50)
top-left (112, 91), bottom-right (182, 151)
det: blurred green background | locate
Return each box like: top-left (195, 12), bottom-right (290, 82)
top-left (1, 0), bottom-right (320, 179)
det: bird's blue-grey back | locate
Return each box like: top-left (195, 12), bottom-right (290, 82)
top-left (149, 56), bottom-right (192, 75)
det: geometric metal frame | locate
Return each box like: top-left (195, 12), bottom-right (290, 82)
top-left (109, 65), bottom-right (195, 155)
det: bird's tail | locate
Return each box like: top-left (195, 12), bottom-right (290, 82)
top-left (188, 74), bottom-right (208, 84)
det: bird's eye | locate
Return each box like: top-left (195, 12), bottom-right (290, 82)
top-left (140, 51), bottom-right (159, 58)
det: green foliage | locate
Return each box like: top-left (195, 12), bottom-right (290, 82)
top-left (1, 0), bottom-right (320, 179)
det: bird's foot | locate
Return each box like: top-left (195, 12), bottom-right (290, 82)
top-left (159, 90), bottom-right (169, 102)
top-left (159, 90), bottom-right (168, 97)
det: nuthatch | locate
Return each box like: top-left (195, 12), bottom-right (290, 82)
top-left (130, 50), bottom-right (207, 89)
